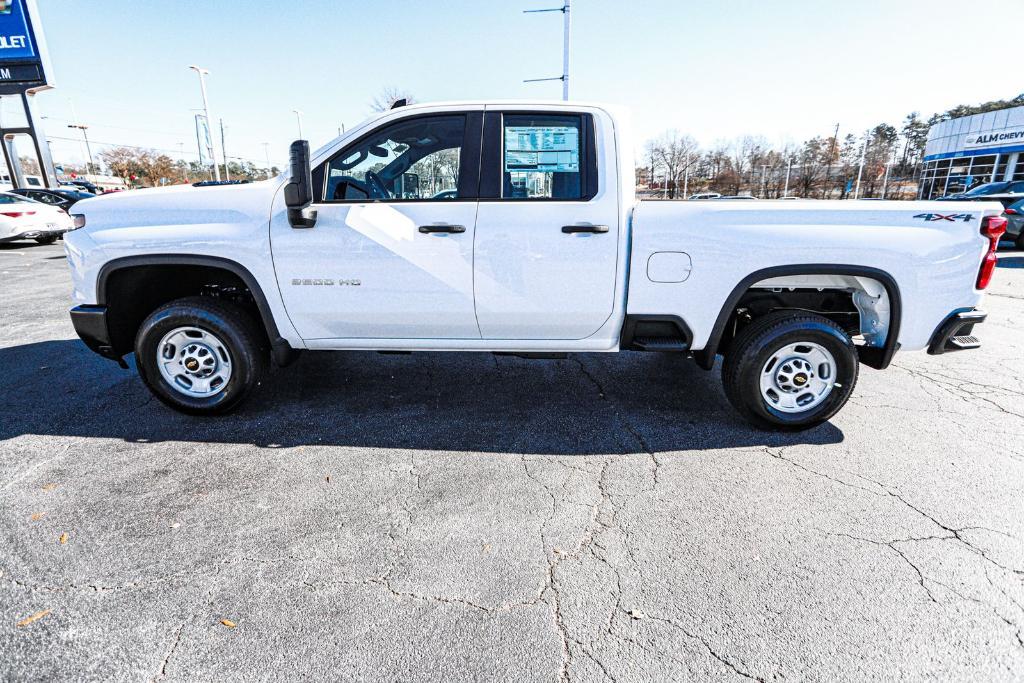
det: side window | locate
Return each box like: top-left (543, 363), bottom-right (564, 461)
top-left (323, 115), bottom-right (466, 202)
top-left (502, 114), bottom-right (582, 200)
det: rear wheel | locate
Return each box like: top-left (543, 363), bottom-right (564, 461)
top-left (134, 296), bottom-right (267, 415)
top-left (722, 312), bottom-right (859, 430)
top-left (1016, 231), bottom-right (1024, 250)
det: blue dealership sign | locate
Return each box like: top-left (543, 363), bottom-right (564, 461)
top-left (0, 0), bottom-right (39, 61)
top-left (0, 0), bottom-right (51, 94)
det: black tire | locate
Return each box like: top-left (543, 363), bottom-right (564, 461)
top-left (34, 235), bottom-right (58, 245)
top-left (134, 296), bottom-right (267, 415)
top-left (1016, 231), bottom-right (1024, 250)
top-left (721, 311), bottom-right (859, 431)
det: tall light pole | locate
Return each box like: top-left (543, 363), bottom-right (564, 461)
top-left (292, 109), bottom-right (304, 139)
top-left (219, 118), bottom-right (230, 181)
top-left (523, 0), bottom-right (571, 100)
top-left (784, 156), bottom-right (793, 197)
top-left (262, 142), bottom-right (272, 176)
top-left (67, 123), bottom-right (94, 174)
top-left (188, 65), bottom-right (220, 181)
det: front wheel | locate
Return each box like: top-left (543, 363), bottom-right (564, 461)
top-left (722, 312), bottom-right (859, 430)
top-left (134, 296), bottom-right (267, 415)
top-left (34, 235), bottom-right (58, 245)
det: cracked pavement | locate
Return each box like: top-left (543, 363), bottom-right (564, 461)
top-left (2, 242), bottom-right (1024, 681)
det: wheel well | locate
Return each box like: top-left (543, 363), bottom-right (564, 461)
top-left (101, 264), bottom-right (270, 355)
top-left (718, 286), bottom-right (860, 357)
top-left (695, 268), bottom-right (900, 371)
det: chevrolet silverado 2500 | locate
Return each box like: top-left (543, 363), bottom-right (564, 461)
top-left (63, 101), bottom-right (1005, 429)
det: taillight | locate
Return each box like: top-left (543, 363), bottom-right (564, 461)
top-left (977, 215), bottom-right (1007, 289)
top-left (0, 211), bottom-right (36, 218)
top-left (1006, 208), bottom-right (1019, 215)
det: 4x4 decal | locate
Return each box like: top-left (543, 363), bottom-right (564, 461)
top-left (913, 213), bottom-right (975, 222)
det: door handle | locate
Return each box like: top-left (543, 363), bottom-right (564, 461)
top-left (561, 224), bottom-right (610, 234)
top-left (418, 224), bottom-right (466, 234)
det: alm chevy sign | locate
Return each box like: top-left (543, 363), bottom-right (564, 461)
top-left (962, 126), bottom-right (1024, 150)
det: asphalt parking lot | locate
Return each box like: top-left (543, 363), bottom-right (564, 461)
top-left (1, 241), bottom-right (1023, 681)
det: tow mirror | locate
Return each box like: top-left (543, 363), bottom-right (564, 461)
top-left (284, 140), bottom-right (317, 229)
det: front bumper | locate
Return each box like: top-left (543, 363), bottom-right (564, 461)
top-left (0, 228), bottom-right (68, 244)
top-left (70, 305), bottom-right (127, 367)
top-left (927, 309), bottom-right (986, 355)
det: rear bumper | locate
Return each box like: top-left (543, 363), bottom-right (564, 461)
top-left (0, 228), bottom-right (67, 244)
top-left (69, 305), bottom-right (127, 366)
top-left (927, 309), bottom-right (986, 355)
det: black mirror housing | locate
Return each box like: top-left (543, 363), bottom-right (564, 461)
top-left (284, 140), bottom-right (317, 228)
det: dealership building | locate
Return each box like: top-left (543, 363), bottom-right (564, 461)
top-left (920, 105), bottom-right (1024, 198)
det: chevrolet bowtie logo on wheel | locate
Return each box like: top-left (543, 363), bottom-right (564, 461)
top-left (913, 213), bottom-right (975, 222)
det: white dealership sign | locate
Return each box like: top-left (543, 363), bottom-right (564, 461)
top-left (962, 126), bottom-right (1024, 150)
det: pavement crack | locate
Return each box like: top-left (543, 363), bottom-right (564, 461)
top-left (646, 614), bottom-right (765, 681)
top-left (572, 356), bottom-right (660, 488)
top-left (152, 621), bottom-right (185, 682)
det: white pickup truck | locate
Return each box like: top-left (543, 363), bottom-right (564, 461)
top-left (64, 101), bottom-right (1006, 430)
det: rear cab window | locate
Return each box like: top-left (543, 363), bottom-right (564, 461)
top-left (480, 110), bottom-right (598, 201)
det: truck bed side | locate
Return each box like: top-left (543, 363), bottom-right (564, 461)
top-left (626, 199), bottom-right (1002, 355)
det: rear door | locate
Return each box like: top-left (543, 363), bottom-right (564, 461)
top-left (270, 110), bottom-right (484, 340)
top-left (472, 108), bottom-right (620, 339)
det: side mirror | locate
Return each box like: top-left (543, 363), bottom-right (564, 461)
top-left (284, 140), bottom-right (317, 229)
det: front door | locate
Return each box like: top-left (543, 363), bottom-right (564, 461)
top-left (270, 112), bottom-right (482, 340)
top-left (473, 110), bottom-right (620, 339)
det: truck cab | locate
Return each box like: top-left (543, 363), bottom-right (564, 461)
top-left (271, 102), bottom-right (631, 348)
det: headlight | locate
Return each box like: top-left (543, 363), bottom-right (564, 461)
top-left (71, 214), bottom-right (86, 230)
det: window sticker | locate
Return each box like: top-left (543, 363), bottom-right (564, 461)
top-left (504, 126), bottom-right (579, 173)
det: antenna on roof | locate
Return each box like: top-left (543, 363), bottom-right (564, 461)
top-left (390, 98), bottom-right (407, 109)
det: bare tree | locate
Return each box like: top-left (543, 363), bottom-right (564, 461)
top-left (370, 87), bottom-right (417, 113)
top-left (647, 130), bottom-right (700, 198)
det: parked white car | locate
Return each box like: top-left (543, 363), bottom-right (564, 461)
top-left (64, 101), bottom-right (1005, 429)
top-left (0, 192), bottom-right (74, 245)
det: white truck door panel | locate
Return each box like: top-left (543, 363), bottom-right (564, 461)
top-left (270, 111), bottom-right (482, 340)
top-left (271, 202), bottom-right (479, 339)
top-left (473, 110), bottom-right (619, 340)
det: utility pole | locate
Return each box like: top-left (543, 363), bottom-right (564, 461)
top-left (523, 0), bottom-right (571, 100)
top-left (67, 123), bottom-right (94, 174)
top-left (189, 65), bottom-right (220, 181)
top-left (683, 164), bottom-right (689, 199)
top-left (881, 142), bottom-right (898, 199)
top-left (262, 142), bottom-right (271, 174)
top-left (760, 164), bottom-right (768, 198)
top-left (854, 137), bottom-right (867, 199)
top-left (219, 119), bottom-right (230, 181)
top-left (784, 156), bottom-right (792, 196)
top-left (823, 122), bottom-right (839, 199)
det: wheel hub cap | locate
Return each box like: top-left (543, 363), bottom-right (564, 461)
top-left (759, 342), bottom-right (837, 414)
top-left (157, 327), bottom-right (232, 398)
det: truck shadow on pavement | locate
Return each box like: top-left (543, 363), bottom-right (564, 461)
top-left (0, 339), bottom-right (843, 454)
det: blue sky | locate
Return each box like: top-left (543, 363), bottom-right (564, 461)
top-left (23, 0), bottom-right (1024, 169)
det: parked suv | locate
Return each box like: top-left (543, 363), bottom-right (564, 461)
top-left (1003, 198), bottom-right (1024, 248)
